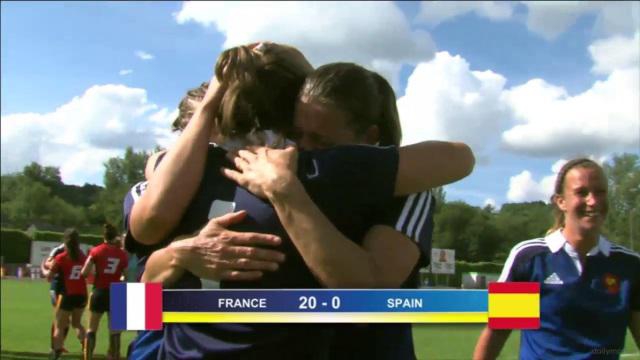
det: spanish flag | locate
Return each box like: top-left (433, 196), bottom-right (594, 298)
top-left (488, 282), bottom-right (540, 329)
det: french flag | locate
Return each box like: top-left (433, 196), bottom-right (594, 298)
top-left (110, 283), bottom-right (163, 331)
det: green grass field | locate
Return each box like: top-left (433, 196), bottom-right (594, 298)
top-left (1, 279), bottom-right (135, 359)
top-left (2, 279), bottom-right (638, 359)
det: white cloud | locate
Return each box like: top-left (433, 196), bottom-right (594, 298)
top-left (550, 159), bottom-right (568, 173)
top-left (522, 1), bottom-right (640, 40)
top-left (396, 51), bottom-right (511, 161)
top-left (149, 108), bottom-right (181, 149)
top-left (1, 85), bottom-right (176, 185)
top-left (174, 1), bottom-right (435, 89)
top-left (119, 69), bottom-right (133, 76)
top-left (396, 30), bottom-right (638, 161)
top-left (135, 50), bottom-right (154, 60)
top-left (507, 169), bottom-right (556, 203)
top-left (501, 67), bottom-right (639, 157)
top-left (506, 157), bottom-right (612, 203)
top-left (416, 1), bottom-right (515, 26)
top-left (500, 31), bottom-right (639, 157)
top-left (589, 31), bottom-right (640, 75)
top-left (483, 198), bottom-right (497, 209)
top-left (416, 2), bottom-right (639, 40)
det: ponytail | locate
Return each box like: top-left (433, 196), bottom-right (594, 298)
top-left (103, 222), bottom-right (118, 243)
top-left (63, 228), bottom-right (80, 261)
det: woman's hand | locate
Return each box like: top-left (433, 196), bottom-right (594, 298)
top-left (170, 211), bottom-right (286, 281)
top-left (222, 146), bottom-right (299, 199)
top-left (199, 74), bottom-right (227, 118)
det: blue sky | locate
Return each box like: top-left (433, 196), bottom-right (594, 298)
top-left (2, 1), bottom-right (639, 208)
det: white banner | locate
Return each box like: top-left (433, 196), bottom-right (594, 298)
top-left (430, 248), bottom-right (455, 274)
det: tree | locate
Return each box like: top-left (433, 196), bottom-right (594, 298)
top-left (1, 175), bottom-right (86, 228)
top-left (103, 147), bottom-right (149, 189)
top-left (432, 203), bottom-right (482, 262)
top-left (94, 147), bottom-right (150, 227)
top-left (603, 153), bottom-right (640, 250)
top-left (494, 201), bottom-right (553, 253)
top-left (3, 177), bottom-right (52, 227)
top-left (23, 162), bottom-right (63, 190)
top-left (431, 187), bottom-right (446, 214)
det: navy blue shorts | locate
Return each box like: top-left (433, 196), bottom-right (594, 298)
top-left (89, 288), bottom-right (110, 313)
top-left (58, 294), bottom-right (87, 311)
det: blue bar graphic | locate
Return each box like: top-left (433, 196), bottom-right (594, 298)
top-left (163, 289), bottom-right (488, 313)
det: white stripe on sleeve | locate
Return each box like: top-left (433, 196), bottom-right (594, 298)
top-left (412, 191), bottom-right (433, 242)
top-left (406, 192), bottom-right (428, 239)
top-left (498, 240), bottom-right (546, 282)
top-left (130, 181), bottom-right (148, 202)
top-left (395, 193), bottom-right (417, 232)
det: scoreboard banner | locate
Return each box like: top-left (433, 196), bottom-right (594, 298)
top-left (110, 282), bottom-right (540, 331)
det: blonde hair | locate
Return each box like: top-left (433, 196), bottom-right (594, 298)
top-left (172, 83), bottom-right (208, 132)
top-left (174, 43), bottom-right (313, 139)
top-left (547, 158), bottom-right (605, 234)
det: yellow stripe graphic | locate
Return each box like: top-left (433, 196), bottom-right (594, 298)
top-left (488, 294), bottom-right (539, 318)
top-left (163, 312), bottom-right (488, 323)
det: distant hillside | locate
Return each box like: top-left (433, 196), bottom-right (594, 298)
top-left (52, 183), bottom-right (103, 207)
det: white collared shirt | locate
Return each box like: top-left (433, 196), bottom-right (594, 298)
top-left (545, 229), bottom-right (611, 275)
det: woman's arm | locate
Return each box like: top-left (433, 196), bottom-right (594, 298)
top-left (144, 150), bottom-right (166, 181)
top-left (395, 140), bottom-right (474, 195)
top-left (473, 327), bottom-right (511, 360)
top-left (130, 76), bottom-right (226, 246)
top-left (41, 257), bottom-right (53, 278)
top-left (81, 256), bottom-right (95, 279)
top-left (47, 260), bottom-right (59, 282)
top-left (268, 177), bottom-right (420, 288)
top-left (228, 141), bottom-right (474, 197)
top-left (141, 245), bottom-right (186, 286)
top-left (223, 146), bottom-right (445, 288)
top-left (141, 211), bottom-right (285, 286)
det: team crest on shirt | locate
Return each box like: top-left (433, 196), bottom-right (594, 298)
top-left (602, 273), bottom-right (620, 294)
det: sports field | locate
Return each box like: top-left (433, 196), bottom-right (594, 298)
top-left (2, 279), bottom-right (638, 359)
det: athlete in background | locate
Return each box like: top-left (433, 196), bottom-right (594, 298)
top-left (42, 243), bottom-right (68, 353)
top-left (48, 228), bottom-right (87, 360)
top-left (473, 158), bottom-right (640, 359)
top-left (82, 223), bottom-right (128, 360)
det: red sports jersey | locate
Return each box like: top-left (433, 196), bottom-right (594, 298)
top-left (54, 251), bottom-right (87, 296)
top-left (89, 243), bottom-right (128, 289)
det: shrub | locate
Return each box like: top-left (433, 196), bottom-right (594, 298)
top-left (0, 229), bottom-right (32, 263)
top-left (1, 228), bottom-right (102, 263)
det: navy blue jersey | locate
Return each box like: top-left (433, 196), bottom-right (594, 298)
top-left (384, 191), bottom-right (435, 285)
top-left (48, 244), bottom-right (66, 294)
top-left (124, 144), bottom-right (406, 359)
top-left (499, 230), bottom-right (640, 359)
top-left (332, 192), bottom-right (435, 360)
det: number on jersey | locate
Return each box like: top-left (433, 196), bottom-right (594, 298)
top-left (104, 258), bottom-right (120, 274)
top-left (69, 265), bottom-right (82, 280)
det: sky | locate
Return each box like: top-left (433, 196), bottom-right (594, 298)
top-left (2, 1), bottom-right (639, 208)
